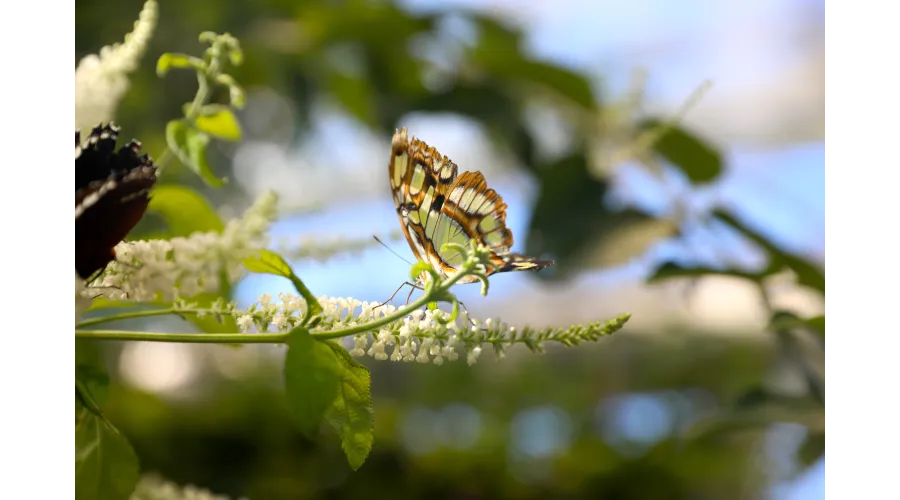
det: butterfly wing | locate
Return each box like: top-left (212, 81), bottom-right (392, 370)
top-left (76, 124), bottom-right (158, 280)
top-left (390, 128), bottom-right (554, 284)
top-left (440, 171), bottom-right (554, 282)
top-left (389, 128), bottom-right (459, 268)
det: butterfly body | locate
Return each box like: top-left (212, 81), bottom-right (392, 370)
top-left (389, 128), bottom-right (553, 285)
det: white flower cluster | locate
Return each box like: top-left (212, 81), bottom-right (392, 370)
top-left (75, 0), bottom-right (158, 133)
top-left (131, 474), bottom-right (245, 500)
top-left (85, 192), bottom-right (278, 303)
top-left (220, 294), bottom-right (630, 366)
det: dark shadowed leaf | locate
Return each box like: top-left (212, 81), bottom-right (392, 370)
top-left (75, 364), bottom-right (111, 425)
top-left (472, 18), bottom-right (595, 109)
top-left (797, 431), bottom-right (825, 468)
top-left (411, 83), bottom-right (538, 167)
top-left (768, 311), bottom-right (825, 346)
top-left (284, 329), bottom-right (341, 437)
top-left (714, 209), bottom-right (824, 294)
top-left (76, 402), bottom-right (140, 500)
top-left (648, 262), bottom-right (773, 284)
top-left (639, 119), bottom-right (723, 183)
top-left (327, 72), bottom-right (376, 126)
top-left (527, 154), bottom-right (675, 277)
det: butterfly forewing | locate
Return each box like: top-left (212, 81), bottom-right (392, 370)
top-left (389, 128), bottom-right (554, 284)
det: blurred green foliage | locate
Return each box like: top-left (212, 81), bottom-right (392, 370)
top-left (76, 0), bottom-right (824, 498)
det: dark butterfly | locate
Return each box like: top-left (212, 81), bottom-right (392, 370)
top-left (75, 123), bottom-right (158, 280)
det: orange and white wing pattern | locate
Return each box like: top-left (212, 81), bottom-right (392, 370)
top-left (389, 128), bottom-right (554, 284)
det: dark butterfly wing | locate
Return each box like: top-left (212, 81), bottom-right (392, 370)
top-left (75, 124), bottom-right (158, 280)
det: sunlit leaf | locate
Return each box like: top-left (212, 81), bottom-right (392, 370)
top-left (243, 250), bottom-right (323, 319)
top-left (195, 105), bottom-right (242, 141)
top-left (324, 341), bottom-right (374, 470)
top-left (148, 185), bottom-right (224, 237)
top-left (156, 52), bottom-right (198, 77)
top-left (166, 120), bottom-right (226, 187)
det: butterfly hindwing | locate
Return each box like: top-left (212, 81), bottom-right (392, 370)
top-left (75, 123), bottom-right (158, 280)
top-left (389, 128), bottom-right (554, 284)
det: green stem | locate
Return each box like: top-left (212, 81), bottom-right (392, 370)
top-left (156, 65), bottom-right (216, 174)
top-left (75, 259), bottom-right (482, 345)
top-left (76, 308), bottom-right (196, 328)
top-left (75, 330), bottom-right (287, 343)
top-left (310, 261), bottom-right (475, 340)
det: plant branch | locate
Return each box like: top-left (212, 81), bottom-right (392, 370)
top-left (76, 308), bottom-right (210, 328)
top-left (75, 329), bottom-right (287, 343)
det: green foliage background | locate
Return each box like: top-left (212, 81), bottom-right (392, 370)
top-left (76, 0), bottom-right (824, 498)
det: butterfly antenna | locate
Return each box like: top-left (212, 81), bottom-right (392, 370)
top-left (373, 235), bottom-right (413, 266)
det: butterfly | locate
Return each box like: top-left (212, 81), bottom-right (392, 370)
top-left (76, 123), bottom-right (158, 281)
top-left (388, 127), bottom-right (554, 289)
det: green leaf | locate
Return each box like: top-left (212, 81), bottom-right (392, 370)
top-left (410, 83), bottom-right (538, 169)
top-left (647, 261), bottom-right (773, 284)
top-left (324, 342), bottom-right (374, 470)
top-left (166, 120), bottom-right (225, 187)
top-left (156, 53), bottom-right (198, 77)
top-left (714, 209), bottom-right (825, 294)
top-left (639, 119), bottom-right (723, 183)
top-left (797, 431), bottom-right (825, 467)
top-left (806, 315), bottom-right (824, 339)
top-left (284, 330), bottom-right (341, 437)
top-left (768, 311), bottom-right (825, 345)
top-left (75, 364), bottom-right (109, 420)
top-left (327, 72), bottom-right (376, 126)
top-left (243, 250), bottom-right (323, 319)
top-left (505, 60), bottom-right (597, 109)
top-left (216, 74), bottom-right (246, 109)
top-left (195, 105), bottom-right (242, 141)
top-left (74, 345), bottom-right (111, 421)
top-left (147, 185), bottom-right (224, 237)
top-left (186, 129), bottom-right (225, 187)
top-left (471, 18), bottom-right (595, 109)
top-left (526, 154), bottom-right (675, 277)
top-left (75, 404), bottom-right (140, 500)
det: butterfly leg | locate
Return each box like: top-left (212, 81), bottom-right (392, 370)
top-left (457, 299), bottom-right (478, 326)
top-left (406, 282), bottom-right (428, 307)
top-left (378, 281), bottom-right (418, 308)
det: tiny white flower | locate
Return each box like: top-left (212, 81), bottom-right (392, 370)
top-left (350, 334), bottom-right (368, 357)
top-left (236, 314), bottom-right (254, 332)
top-left (467, 346), bottom-right (482, 366)
top-left (416, 338), bottom-right (433, 363)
